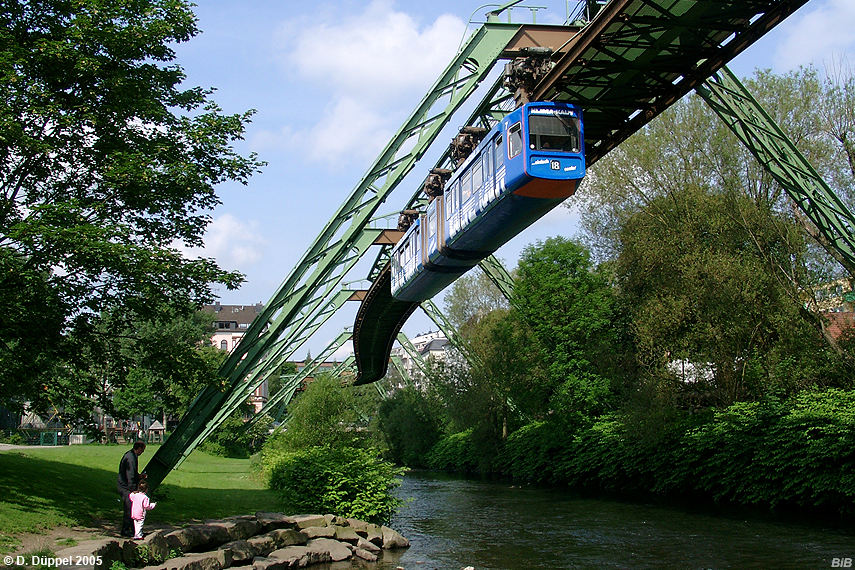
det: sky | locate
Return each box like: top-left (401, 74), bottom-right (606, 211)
top-left (171, 0), bottom-right (855, 361)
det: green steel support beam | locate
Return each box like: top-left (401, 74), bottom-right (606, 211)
top-left (173, 289), bottom-right (358, 463)
top-left (252, 331), bottom-right (353, 425)
top-left (144, 23), bottom-right (523, 488)
top-left (478, 254), bottom-right (517, 304)
top-left (419, 299), bottom-right (480, 366)
top-left (696, 66), bottom-right (855, 275)
top-left (389, 355), bottom-right (413, 389)
top-left (330, 355), bottom-right (355, 378)
top-left (395, 332), bottom-right (430, 377)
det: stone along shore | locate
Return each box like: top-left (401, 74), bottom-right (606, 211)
top-left (54, 512), bottom-right (410, 569)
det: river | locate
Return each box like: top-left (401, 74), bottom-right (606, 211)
top-left (373, 471), bottom-right (853, 569)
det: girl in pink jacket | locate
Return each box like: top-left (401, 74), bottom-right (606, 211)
top-left (129, 480), bottom-right (156, 539)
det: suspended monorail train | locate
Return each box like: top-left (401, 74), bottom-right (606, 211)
top-left (390, 101), bottom-right (586, 301)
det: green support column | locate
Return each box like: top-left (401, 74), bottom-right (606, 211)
top-left (696, 66), bottom-right (855, 274)
top-left (254, 331), bottom-right (353, 424)
top-left (478, 254), bottom-right (517, 304)
top-left (419, 299), bottom-right (481, 366)
top-left (388, 355), bottom-right (413, 389)
top-left (395, 333), bottom-right (430, 377)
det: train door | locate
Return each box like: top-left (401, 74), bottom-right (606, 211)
top-left (423, 199), bottom-right (441, 263)
top-left (446, 179), bottom-right (460, 240)
top-left (479, 145), bottom-right (492, 210)
top-left (493, 133), bottom-right (504, 199)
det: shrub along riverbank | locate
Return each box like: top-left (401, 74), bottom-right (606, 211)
top-left (424, 388), bottom-right (855, 516)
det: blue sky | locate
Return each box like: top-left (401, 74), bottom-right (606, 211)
top-left (172, 0), bottom-right (855, 360)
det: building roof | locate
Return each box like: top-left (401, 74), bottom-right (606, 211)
top-left (202, 302), bottom-right (264, 326)
top-left (420, 337), bottom-right (449, 355)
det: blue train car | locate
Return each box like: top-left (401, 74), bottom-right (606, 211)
top-left (391, 102), bottom-right (585, 302)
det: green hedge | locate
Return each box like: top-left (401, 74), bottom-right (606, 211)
top-left (425, 429), bottom-right (478, 474)
top-left (433, 389), bottom-right (855, 514)
top-left (266, 446), bottom-right (405, 525)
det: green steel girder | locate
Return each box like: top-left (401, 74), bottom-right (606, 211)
top-left (329, 355), bottom-right (355, 379)
top-left (535, 0), bottom-right (810, 167)
top-left (253, 331), bottom-right (353, 424)
top-left (144, 23), bottom-right (524, 488)
top-left (395, 332), bottom-right (430, 377)
top-left (419, 299), bottom-right (480, 366)
top-left (388, 355), bottom-right (413, 389)
top-left (176, 288), bottom-right (359, 460)
top-left (696, 67), bottom-right (855, 275)
top-left (478, 255), bottom-right (517, 305)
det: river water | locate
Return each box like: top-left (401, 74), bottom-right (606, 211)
top-left (373, 471), bottom-right (853, 569)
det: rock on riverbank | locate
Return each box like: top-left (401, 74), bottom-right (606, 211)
top-left (54, 512), bottom-right (409, 570)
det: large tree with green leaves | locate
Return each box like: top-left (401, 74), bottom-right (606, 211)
top-left (574, 67), bottom-right (855, 407)
top-left (0, 0), bottom-right (263, 419)
top-left (512, 237), bottom-right (631, 422)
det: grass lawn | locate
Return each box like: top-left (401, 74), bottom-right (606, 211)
top-left (0, 444), bottom-right (281, 554)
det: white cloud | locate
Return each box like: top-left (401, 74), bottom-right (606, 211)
top-left (270, 0), bottom-right (466, 162)
top-left (283, 0), bottom-right (465, 99)
top-left (330, 339), bottom-right (354, 362)
top-left (178, 214), bottom-right (266, 270)
top-left (773, 0), bottom-right (855, 70)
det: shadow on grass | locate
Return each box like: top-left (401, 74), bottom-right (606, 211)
top-left (0, 452), bottom-right (281, 535)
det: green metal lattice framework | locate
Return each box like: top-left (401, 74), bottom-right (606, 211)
top-left (145, 0), bottom-right (834, 487)
top-left (144, 21), bottom-right (527, 488)
top-left (696, 67), bottom-right (855, 275)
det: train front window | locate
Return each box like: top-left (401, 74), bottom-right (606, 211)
top-left (528, 114), bottom-right (580, 152)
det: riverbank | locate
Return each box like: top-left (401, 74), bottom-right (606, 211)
top-left (425, 389), bottom-right (855, 518)
top-left (0, 444), bottom-right (278, 555)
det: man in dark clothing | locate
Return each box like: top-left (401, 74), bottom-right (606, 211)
top-left (117, 440), bottom-right (146, 537)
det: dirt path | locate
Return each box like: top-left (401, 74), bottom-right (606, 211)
top-left (0, 444), bottom-right (63, 451)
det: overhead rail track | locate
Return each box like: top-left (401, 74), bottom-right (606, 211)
top-left (534, 0), bottom-right (810, 166)
top-left (352, 0), bottom-right (810, 386)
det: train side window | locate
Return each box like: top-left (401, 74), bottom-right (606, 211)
top-left (473, 159), bottom-right (482, 192)
top-left (483, 147), bottom-right (490, 177)
top-left (508, 123), bottom-right (522, 158)
top-left (494, 135), bottom-right (503, 168)
top-left (462, 171), bottom-right (472, 201)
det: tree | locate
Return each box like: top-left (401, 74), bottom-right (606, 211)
top-left (267, 374), bottom-right (370, 452)
top-left (377, 385), bottom-right (443, 467)
top-left (573, 67), bottom-right (855, 407)
top-left (513, 237), bottom-right (630, 421)
top-left (442, 266), bottom-right (509, 331)
top-left (0, 0), bottom-right (263, 419)
top-left (107, 305), bottom-right (227, 423)
top-left (616, 185), bottom-right (852, 406)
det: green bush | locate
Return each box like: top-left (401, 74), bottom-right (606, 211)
top-left (425, 430), bottom-right (478, 474)
top-left (267, 446), bottom-right (404, 524)
top-left (377, 387), bottom-right (442, 467)
top-left (0, 432), bottom-right (25, 445)
top-left (499, 421), bottom-right (566, 484)
top-left (436, 389), bottom-right (855, 515)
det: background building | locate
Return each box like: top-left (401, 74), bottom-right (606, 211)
top-left (203, 302), bottom-right (267, 412)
